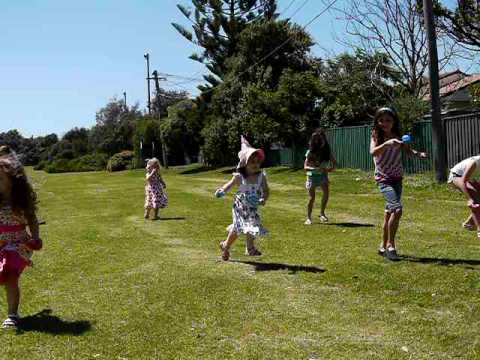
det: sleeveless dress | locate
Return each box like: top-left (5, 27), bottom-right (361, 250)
top-left (144, 172), bottom-right (168, 209)
top-left (0, 205), bottom-right (32, 283)
top-left (227, 171), bottom-right (268, 237)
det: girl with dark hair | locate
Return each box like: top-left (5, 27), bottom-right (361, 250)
top-left (0, 145), bottom-right (42, 329)
top-left (370, 107), bottom-right (427, 261)
top-left (304, 129), bottom-right (336, 225)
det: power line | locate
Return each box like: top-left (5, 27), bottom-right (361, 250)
top-left (287, 0), bottom-right (311, 20)
top-left (197, 0), bottom-right (338, 97)
top-left (280, 0), bottom-right (297, 17)
top-left (158, 72), bottom-right (204, 82)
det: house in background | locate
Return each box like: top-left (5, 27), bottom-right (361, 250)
top-left (422, 69), bottom-right (480, 114)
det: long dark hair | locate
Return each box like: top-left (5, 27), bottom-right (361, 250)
top-left (308, 129), bottom-right (331, 163)
top-left (372, 107), bottom-right (401, 145)
top-left (0, 145), bottom-right (37, 218)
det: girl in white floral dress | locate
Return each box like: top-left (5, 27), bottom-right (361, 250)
top-left (0, 146), bottom-right (42, 329)
top-left (215, 136), bottom-right (270, 261)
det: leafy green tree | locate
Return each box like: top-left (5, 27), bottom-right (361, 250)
top-left (152, 88), bottom-right (189, 118)
top-left (318, 52), bottom-right (397, 127)
top-left (172, 0), bottom-right (277, 91)
top-left (160, 99), bottom-right (203, 165)
top-left (201, 20), bottom-right (321, 164)
top-left (90, 98), bottom-right (142, 155)
top-left (433, 0), bottom-right (480, 51)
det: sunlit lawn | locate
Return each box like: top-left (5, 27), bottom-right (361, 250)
top-left (2, 165), bottom-right (479, 359)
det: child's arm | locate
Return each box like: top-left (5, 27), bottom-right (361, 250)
top-left (25, 211), bottom-right (42, 250)
top-left (259, 175), bottom-right (269, 205)
top-left (327, 153), bottom-right (337, 172)
top-left (458, 161), bottom-right (478, 204)
top-left (370, 136), bottom-right (402, 156)
top-left (304, 157), bottom-right (315, 170)
top-left (215, 174), bottom-right (240, 195)
top-left (403, 144), bottom-right (428, 159)
top-left (146, 168), bottom-right (157, 180)
top-left (159, 173), bottom-right (166, 188)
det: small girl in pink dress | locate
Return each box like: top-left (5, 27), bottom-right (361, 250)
top-left (144, 158), bottom-right (168, 220)
top-left (0, 145), bottom-right (42, 329)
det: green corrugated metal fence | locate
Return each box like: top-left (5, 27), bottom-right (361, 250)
top-left (268, 112), bottom-right (479, 173)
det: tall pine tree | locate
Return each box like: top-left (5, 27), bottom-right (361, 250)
top-left (172, 0), bottom-right (277, 92)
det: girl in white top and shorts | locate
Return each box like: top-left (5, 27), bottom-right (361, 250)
top-left (448, 155), bottom-right (480, 237)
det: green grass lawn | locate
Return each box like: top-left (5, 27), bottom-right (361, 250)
top-left (2, 165), bottom-right (480, 359)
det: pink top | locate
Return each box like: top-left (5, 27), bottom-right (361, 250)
top-left (0, 205), bottom-right (32, 265)
top-left (373, 144), bottom-right (403, 184)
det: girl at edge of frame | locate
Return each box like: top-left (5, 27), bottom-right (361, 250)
top-left (370, 107), bottom-right (427, 261)
top-left (0, 145), bottom-right (43, 329)
top-left (448, 154), bottom-right (480, 238)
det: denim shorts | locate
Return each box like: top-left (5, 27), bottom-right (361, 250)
top-left (306, 173), bottom-right (329, 190)
top-left (378, 181), bottom-right (403, 213)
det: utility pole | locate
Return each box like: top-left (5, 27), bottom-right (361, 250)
top-left (144, 53), bottom-right (151, 115)
top-left (123, 91), bottom-right (127, 107)
top-left (152, 70), bottom-right (169, 169)
top-left (423, 0), bottom-right (447, 183)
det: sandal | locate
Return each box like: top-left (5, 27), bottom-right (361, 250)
top-left (463, 222), bottom-right (475, 231)
top-left (319, 214), bottom-right (329, 223)
top-left (245, 247), bottom-right (262, 256)
top-left (219, 241), bottom-right (230, 261)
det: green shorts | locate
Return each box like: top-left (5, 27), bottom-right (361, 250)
top-left (306, 174), bottom-right (328, 189)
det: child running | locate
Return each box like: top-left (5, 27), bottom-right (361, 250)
top-left (304, 129), bottom-right (336, 225)
top-left (215, 136), bottom-right (269, 261)
top-left (370, 108), bottom-right (427, 261)
top-left (144, 158), bottom-right (168, 220)
top-left (448, 155), bottom-right (480, 237)
top-left (0, 145), bottom-right (43, 329)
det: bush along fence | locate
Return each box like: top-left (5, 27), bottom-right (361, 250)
top-left (268, 111), bottom-right (480, 173)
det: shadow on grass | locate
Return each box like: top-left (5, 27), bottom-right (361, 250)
top-left (399, 255), bottom-right (480, 266)
top-left (157, 217), bottom-right (186, 221)
top-left (180, 166), bottom-right (215, 175)
top-left (231, 260), bottom-right (326, 274)
top-left (321, 222), bottom-right (375, 228)
top-left (265, 167), bottom-right (302, 173)
top-left (17, 309), bottom-right (92, 335)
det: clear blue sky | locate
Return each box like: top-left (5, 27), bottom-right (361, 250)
top-left (0, 0), bottom-right (467, 137)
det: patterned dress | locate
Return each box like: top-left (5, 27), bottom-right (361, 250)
top-left (0, 205), bottom-right (32, 283)
top-left (144, 171), bottom-right (168, 209)
top-left (227, 171), bottom-right (267, 237)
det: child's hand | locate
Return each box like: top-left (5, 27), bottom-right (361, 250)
top-left (418, 152), bottom-right (428, 159)
top-left (385, 139), bottom-right (403, 147)
top-left (258, 198), bottom-right (266, 206)
top-left (26, 237), bottom-right (42, 251)
top-left (215, 189), bottom-right (225, 198)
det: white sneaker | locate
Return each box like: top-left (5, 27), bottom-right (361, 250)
top-left (319, 215), bottom-right (329, 223)
top-left (2, 314), bottom-right (19, 329)
top-left (304, 219), bottom-right (312, 225)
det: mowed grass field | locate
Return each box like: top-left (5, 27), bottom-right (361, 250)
top-left (2, 165), bottom-right (480, 359)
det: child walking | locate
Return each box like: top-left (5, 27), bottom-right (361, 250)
top-left (215, 136), bottom-right (269, 261)
top-left (370, 108), bottom-right (427, 261)
top-left (304, 129), bottom-right (336, 225)
top-left (144, 158), bottom-right (167, 220)
top-left (0, 145), bottom-right (42, 329)
top-left (448, 155), bottom-right (480, 237)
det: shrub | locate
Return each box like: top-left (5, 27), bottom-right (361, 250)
top-left (107, 150), bottom-right (134, 172)
top-left (43, 153), bottom-right (109, 173)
